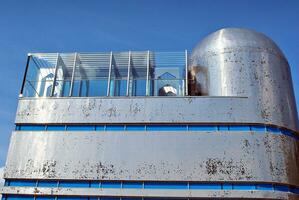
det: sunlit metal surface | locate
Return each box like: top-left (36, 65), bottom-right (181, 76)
top-left (14, 97), bottom-right (298, 132)
top-left (5, 131), bottom-right (299, 185)
top-left (1, 187), bottom-right (298, 199)
top-left (190, 28), bottom-right (299, 131)
top-left (2, 28), bottom-right (299, 199)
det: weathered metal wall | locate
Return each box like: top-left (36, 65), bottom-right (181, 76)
top-left (1, 187), bottom-right (299, 199)
top-left (4, 131), bottom-right (299, 186)
top-left (15, 97), bottom-right (298, 132)
top-left (2, 28), bottom-right (299, 199)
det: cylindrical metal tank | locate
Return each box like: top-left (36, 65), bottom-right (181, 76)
top-left (190, 28), bottom-right (299, 131)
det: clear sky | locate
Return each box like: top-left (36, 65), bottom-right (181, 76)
top-left (0, 0), bottom-right (298, 166)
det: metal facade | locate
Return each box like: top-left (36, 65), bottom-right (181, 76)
top-left (1, 28), bottom-right (299, 200)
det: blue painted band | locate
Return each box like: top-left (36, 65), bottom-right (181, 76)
top-left (3, 179), bottom-right (299, 195)
top-left (14, 124), bottom-right (299, 140)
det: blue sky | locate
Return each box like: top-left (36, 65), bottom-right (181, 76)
top-left (0, 0), bottom-right (298, 166)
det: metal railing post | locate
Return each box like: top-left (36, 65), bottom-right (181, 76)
top-left (107, 51), bottom-right (113, 96)
top-left (69, 53), bottom-right (77, 97)
top-left (185, 50), bottom-right (188, 96)
top-left (126, 51), bottom-right (131, 96)
top-left (146, 50), bottom-right (150, 96)
top-left (51, 53), bottom-right (60, 97)
top-left (19, 54), bottom-right (31, 97)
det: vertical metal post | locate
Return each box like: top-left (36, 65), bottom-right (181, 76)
top-left (126, 51), bottom-right (131, 96)
top-left (146, 50), bottom-right (150, 96)
top-left (19, 54), bottom-right (31, 97)
top-left (79, 80), bottom-right (82, 97)
top-left (185, 49), bottom-right (188, 96)
top-left (107, 51), bottom-right (113, 96)
top-left (69, 53), bottom-right (77, 97)
top-left (51, 53), bottom-right (60, 97)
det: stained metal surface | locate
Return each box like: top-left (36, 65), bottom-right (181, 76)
top-left (3, 28), bottom-right (299, 200)
top-left (1, 187), bottom-right (298, 199)
top-left (4, 131), bottom-right (299, 186)
top-left (15, 97), bottom-right (298, 132)
top-left (190, 28), bottom-right (299, 131)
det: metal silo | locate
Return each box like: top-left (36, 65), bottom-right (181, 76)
top-left (1, 28), bottom-right (299, 200)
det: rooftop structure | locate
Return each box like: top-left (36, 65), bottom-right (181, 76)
top-left (1, 28), bottom-right (299, 200)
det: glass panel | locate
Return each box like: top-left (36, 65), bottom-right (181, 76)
top-left (128, 51), bottom-right (148, 96)
top-left (131, 79), bottom-right (146, 96)
top-left (109, 52), bottom-right (129, 96)
top-left (21, 52), bottom-right (186, 97)
top-left (71, 53), bottom-right (110, 97)
top-left (152, 79), bottom-right (184, 96)
top-left (109, 79), bottom-right (127, 96)
top-left (54, 80), bottom-right (71, 97)
top-left (150, 52), bottom-right (186, 96)
top-left (53, 54), bottom-right (74, 97)
top-left (22, 54), bottom-right (57, 97)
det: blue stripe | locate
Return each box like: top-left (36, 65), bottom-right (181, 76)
top-left (3, 196), bottom-right (34, 200)
top-left (122, 182), bottom-right (143, 189)
top-left (66, 125), bottom-right (95, 131)
top-left (18, 125), bottom-right (45, 131)
top-left (146, 125), bottom-right (187, 131)
top-left (59, 181), bottom-right (90, 188)
top-left (256, 184), bottom-right (273, 191)
top-left (14, 124), bottom-right (299, 140)
top-left (38, 180), bottom-right (57, 187)
top-left (266, 127), bottom-right (280, 134)
top-left (218, 125), bottom-right (229, 131)
top-left (4, 180), bottom-right (299, 195)
top-left (274, 185), bottom-right (289, 192)
top-left (36, 197), bottom-right (56, 200)
top-left (95, 125), bottom-right (105, 131)
top-left (222, 183), bottom-right (233, 190)
top-left (105, 125), bottom-right (124, 131)
top-left (144, 182), bottom-right (187, 189)
top-left (232, 184), bottom-right (256, 190)
top-left (229, 125), bottom-right (250, 131)
top-left (47, 125), bottom-right (65, 131)
top-left (188, 125), bottom-right (217, 131)
top-left (189, 183), bottom-right (221, 190)
top-left (126, 125), bottom-right (145, 131)
top-left (101, 181), bottom-right (122, 188)
top-left (7, 180), bottom-right (36, 187)
top-left (251, 125), bottom-right (266, 132)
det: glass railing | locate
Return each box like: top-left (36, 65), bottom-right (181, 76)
top-left (20, 51), bottom-right (188, 97)
top-left (23, 78), bottom-right (186, 97)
